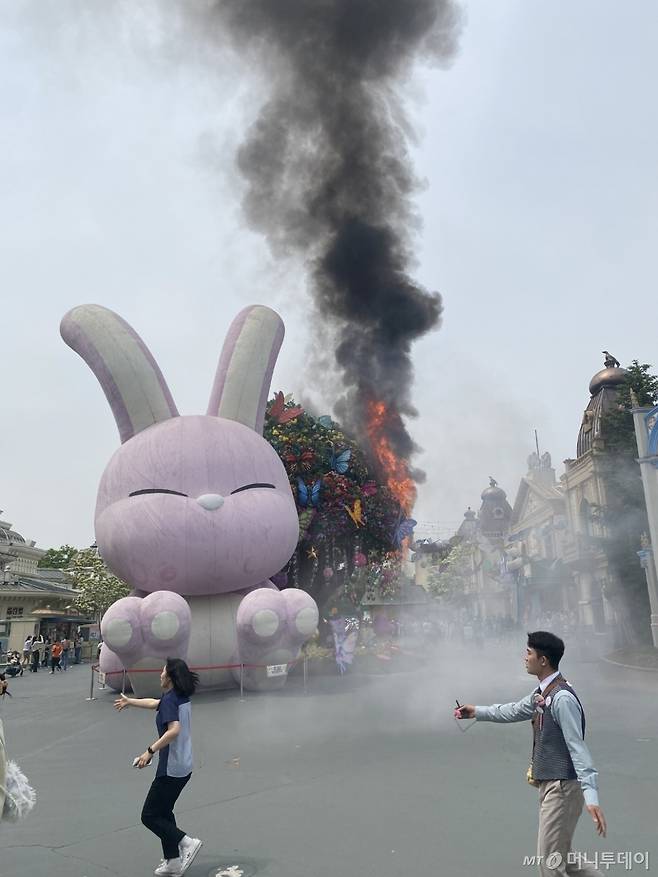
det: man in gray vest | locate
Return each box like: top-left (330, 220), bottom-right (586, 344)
top-left (455, 631), bottom-right (607, 876)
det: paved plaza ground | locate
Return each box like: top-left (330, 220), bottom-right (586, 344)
top-left (1, 641), bottom-right (656, 877)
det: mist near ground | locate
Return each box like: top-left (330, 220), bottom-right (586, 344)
top-left (1, 0), bottom-right (657, 548)
top-left (4, 633), bottom-right (656, 877)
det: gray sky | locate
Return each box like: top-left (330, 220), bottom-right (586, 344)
top-left (1, 0), bottom-right (656, 550)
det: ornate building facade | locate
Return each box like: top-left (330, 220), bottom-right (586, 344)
top-left (0, 511), bottom-right (79, 654)
top-left (560, 361), bottom-right (629, 633)
top-left (507, 452), bottom-right (573, 624)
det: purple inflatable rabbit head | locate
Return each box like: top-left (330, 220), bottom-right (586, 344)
top-left (61, 305), bottom-right (299, 595)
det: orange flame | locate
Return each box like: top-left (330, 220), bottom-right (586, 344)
top-left (365, 400), bottom-right (416, 516)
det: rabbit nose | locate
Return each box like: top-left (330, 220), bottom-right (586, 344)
top-left (196, 493), bottom-right (225, 511)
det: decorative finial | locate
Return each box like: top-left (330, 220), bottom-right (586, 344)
top-left (602, 350), bottom-right (620, 369)
top-left (489, 476), bottom-right (498, 488)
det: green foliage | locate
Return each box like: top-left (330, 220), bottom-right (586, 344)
top-left (427, 540), bottom-right (473, 603)
top-left (68, 548), bottom-right (130, 625)
top-left (603, 361), bottom-right (658, 455)
top-left (38, 545), bottom-right (79, 569)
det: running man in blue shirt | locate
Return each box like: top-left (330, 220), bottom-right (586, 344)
top-left (115, 658), bottom-right (202, 876)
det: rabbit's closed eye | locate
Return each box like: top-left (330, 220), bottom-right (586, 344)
top-left (230, 483), bottom-right (275, 495)
top-left (129, 489), bottom-right (188, 498)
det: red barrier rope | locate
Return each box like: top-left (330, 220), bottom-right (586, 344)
top-left (97, 660), bottom-right (300, 676)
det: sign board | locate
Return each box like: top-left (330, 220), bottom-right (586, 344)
top-left (266, 664), bottom-right (287, 678)
top-left (97, 671), bottom-right (106, 687)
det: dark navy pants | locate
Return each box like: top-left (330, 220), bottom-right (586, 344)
top-left (141, 773), bottom-right (191, 859)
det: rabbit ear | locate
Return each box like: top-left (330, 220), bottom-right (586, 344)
top-left (60, 304), bottom-right (179, 444)
top-left (207, 305), bottom-right (284, 434)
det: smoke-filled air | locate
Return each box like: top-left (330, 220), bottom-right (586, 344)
top-left (205, 0), bottom-right (462, 513)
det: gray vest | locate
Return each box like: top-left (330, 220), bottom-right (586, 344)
top-left (531, 676), bottom-right (585, 781)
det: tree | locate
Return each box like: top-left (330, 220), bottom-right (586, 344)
top-left (600, 360), bottom-right (658, 645)
top-left (426, 540), bottom-right (473, 604)
top-left (68, 548), bottom-right (130, 626)
top-left (38, 545), bottom-right (79, 569)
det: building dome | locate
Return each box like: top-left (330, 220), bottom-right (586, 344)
top-left (576, 359), bottom-right (628, 458)
top-left (588, 367), bottom-right (627, 396)
top-left (481, 477), bottom-right (507, 502)
top-left (481, 485), bottom-right (506, 502)
top-left (478, 480), bottom-right (512, 538)
top-left (457, 506), bottom-right (478, 539)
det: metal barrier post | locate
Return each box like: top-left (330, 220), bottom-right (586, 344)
top-left (86, 664), bottom-right (96, 701)
top-left (121, 669), bottom-right (127, 694)
top-left (239, 663), bottom-right (245, 702)
top-left (303, 655), bottom-right (308, 695)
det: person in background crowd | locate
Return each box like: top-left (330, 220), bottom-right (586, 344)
top-left (50, 640), bottom-right (63, 674)
top-left (42, 637), bottom-right (51, 668)
top-left (60, 636), bottom-right (70, 671)
top-left (22, 636), bottom-right (33, 668)
top-left (74, 636), bottom-right (82, 664)
top-left (30, 634), bottom-right (44, 673)
top-left (6, 652), bottom-right (23, 677)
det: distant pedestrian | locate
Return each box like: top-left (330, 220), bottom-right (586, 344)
top-left (42, 637), bottom-right (51, 668)
top-left (50, 641), bottom-right (63, 674)
top-left (114, 658), bottom-right (202, 876)
top-left (30, 635), bottom-right (44, 673)
top-left (74, 636), bottom-right (82, 664)
top-left (60, 637), bottom-right (70, 671)
top-left (22, 637), bottom-right (32, 668)
top-left (455, 631), bottom-right (606, 876)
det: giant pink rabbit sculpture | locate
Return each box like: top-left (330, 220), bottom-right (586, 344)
top-left (61, 304), bottom-right (318, 696)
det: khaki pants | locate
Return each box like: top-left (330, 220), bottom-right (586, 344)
top-left (537, 780), bottom-right (602, 876)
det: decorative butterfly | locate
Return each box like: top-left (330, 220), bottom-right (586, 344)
top-left (317, 415), bottom-right (334, 429)
top-left (268, 391), bottom-right (304, 424)
top-left (284, 449), bottom-right (315, 471)
top-left (297, 508), bottom-right (316, 543)
top-left (361, 480), bottom-right (377, 497)
top-left (393, 513), bottom-right (417, 547)
top-left (329, 447), bottom-right (351, 474)
top-left (297, 477), bottom-right (322, 508)
top-left (344, 498), bottom-right (364, 528)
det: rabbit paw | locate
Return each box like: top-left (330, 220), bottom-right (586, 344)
top-left (100, 591), bottom-right (191, 693)
top-left (235, 587), bottom-right (318, 689)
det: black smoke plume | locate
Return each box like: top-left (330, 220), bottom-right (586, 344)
top-left (213, 0), bottom-right (462, 474)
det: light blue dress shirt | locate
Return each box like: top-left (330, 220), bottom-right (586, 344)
top-left (474, 671), bottom-right (600, 806)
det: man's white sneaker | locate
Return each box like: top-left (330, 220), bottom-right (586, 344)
top-left (179, 837), bottom-right (203, 873)
top-left (154, 857), bottom-right (183, 876)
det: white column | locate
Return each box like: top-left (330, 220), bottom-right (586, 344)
top-left (578, 571), bottom-right (595, 627)
top-left (632, 407), bottom-right (658, 648)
